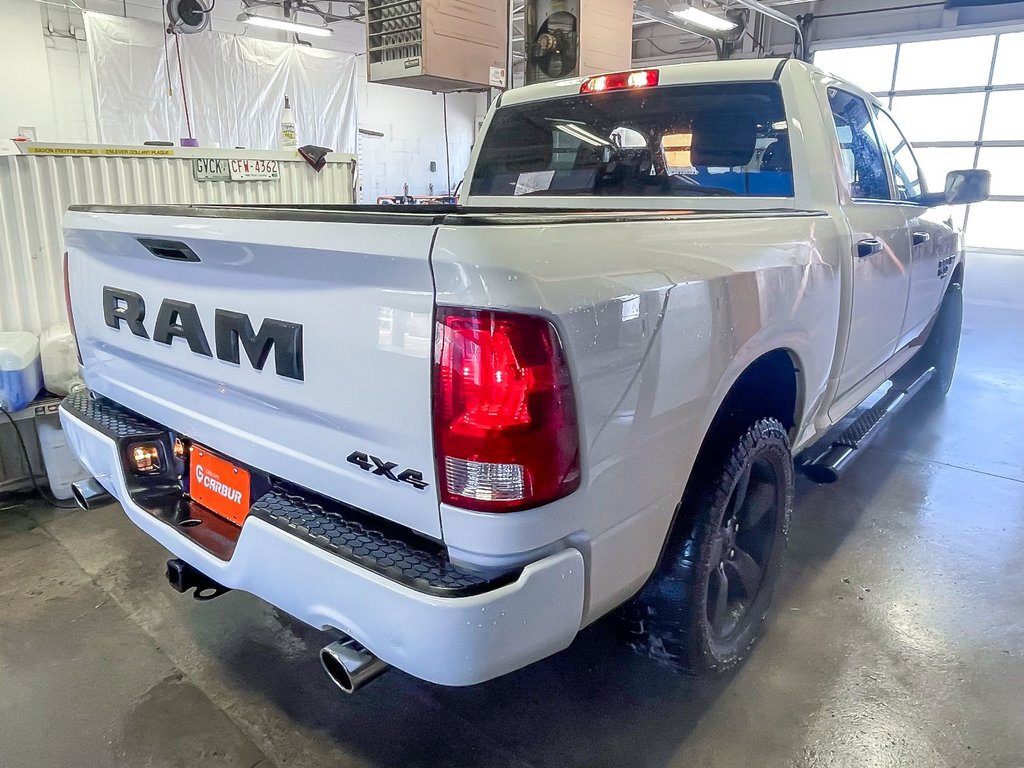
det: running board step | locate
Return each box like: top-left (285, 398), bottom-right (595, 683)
top-left (800, 366), bottom-right (936, 484)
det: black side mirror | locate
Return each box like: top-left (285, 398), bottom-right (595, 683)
top-left (944, 169), bottom-right (991, 205)
top-left (914, 169), bottom-right (991, 207)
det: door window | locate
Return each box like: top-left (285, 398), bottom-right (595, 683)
top-left (873, 107), bottom-right (925, 200)
top-left (827, 89), bottom-right (891, 201)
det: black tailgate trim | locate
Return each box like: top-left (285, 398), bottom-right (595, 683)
top-left (69, 204), bottom-right (451, 225)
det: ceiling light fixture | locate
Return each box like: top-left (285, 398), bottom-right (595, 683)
top-left (240, 13), bottom-right (334, 37)
top-left (669, 5), bottom-right (738, 33)
top-left (634, 3), bottom-right (716, 41)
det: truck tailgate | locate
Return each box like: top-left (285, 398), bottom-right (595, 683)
top-left (64, 209), bottom-right (443, 538)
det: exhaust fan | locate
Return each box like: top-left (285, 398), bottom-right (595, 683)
top-left (524, 0), bottom-right (633, 86)
top-left (528, 10), bottom-right (580, 81)
top-left (166, 0), bottom-right (211, 34)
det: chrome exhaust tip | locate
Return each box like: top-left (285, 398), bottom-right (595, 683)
top-left (320, 638), bottom-right (390, 694)
top-left (71, 479), bottom-right (114, 511)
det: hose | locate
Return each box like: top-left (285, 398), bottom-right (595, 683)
top-left (0, 405), bottom-right (80, 509)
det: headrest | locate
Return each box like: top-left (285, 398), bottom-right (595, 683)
top-left (761, 139), bottom-right (792, 172)
top-left (691, 116), bottom-right (757, 168)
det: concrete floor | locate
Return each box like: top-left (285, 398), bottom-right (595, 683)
top-left (2, 252), bottom-right (1022, 768)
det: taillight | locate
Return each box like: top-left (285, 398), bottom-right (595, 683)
top-left (62, 251), bottom-right (83, 364)
top-left (433, 307), bottom-right (580, 512)
top-left (580, 69), bottom-right (659, 94)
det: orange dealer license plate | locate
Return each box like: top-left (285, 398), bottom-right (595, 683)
top-left (189, 445), bottom-right (251, 526)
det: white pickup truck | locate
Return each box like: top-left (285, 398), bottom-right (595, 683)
top-left (60, 58), bottom-right (990, 692)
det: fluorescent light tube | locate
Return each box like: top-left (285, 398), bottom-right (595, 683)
top-left (556, 125), bottom-right (602, 147)
top-left (669, 6), bottom-right (737, 32)
top-left (242, 14), bottom-right (334, 37)
top-left (556, 124), bottom-right (610, 147)
top-left (565, 125), bottom-right (611, 146)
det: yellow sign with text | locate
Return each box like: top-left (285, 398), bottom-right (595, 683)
top-left (26, 146), bottom-right (176, 157)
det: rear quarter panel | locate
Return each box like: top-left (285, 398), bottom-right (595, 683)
top-left (432, 212), bottom-right (845, 622)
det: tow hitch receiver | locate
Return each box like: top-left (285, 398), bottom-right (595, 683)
top-left (166, 558), bottom-right (231, 601)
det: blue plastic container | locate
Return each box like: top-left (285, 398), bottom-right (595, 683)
top-left (0, 332), bottom-right (43, 413)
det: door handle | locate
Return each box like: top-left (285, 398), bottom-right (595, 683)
top-left (912, 231), bottom-right (931, 247)
top-left (137, 238), bottom-right (201, 262)
top-left (856, 238), bottom-right (884, 258)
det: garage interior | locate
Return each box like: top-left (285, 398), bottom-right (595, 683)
top-left (1, 0), bottom-right (1023, 766)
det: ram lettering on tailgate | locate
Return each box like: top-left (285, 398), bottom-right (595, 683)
top-left (102, 286), bottom-right (304, 380)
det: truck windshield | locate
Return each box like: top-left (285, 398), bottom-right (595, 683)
top-left (470, 81), bottom-right (793, 198)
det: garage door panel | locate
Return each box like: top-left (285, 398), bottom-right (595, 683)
top-left (993, 31), bottom-right (1024, 85)
top-left (895, 36), bottom-right (996, 90)
top-left (967, 201), bottom-right (1024, 249)
top-left (891, 93), bottom-right (986, 144)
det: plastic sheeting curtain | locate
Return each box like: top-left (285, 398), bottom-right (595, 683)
top-left (84, 13), bottom-right (358, 153)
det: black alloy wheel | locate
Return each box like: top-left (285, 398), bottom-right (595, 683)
top-left (705, 456), bottom-right (782, 649)
top-left (622, 418), bottom-right (793, 675)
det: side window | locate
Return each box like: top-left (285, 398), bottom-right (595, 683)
top-left (827, 88), bottom-right (891, 201)
top-left (872, 107), bottom-right (925, 201)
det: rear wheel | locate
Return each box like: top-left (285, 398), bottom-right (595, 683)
top-left (920, 283), bottom-right (963, 397)
top-left (623, 418), bottom-right (793, 675)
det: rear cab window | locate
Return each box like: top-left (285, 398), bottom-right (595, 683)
top-left (470, 82), bottom-right (794, 199)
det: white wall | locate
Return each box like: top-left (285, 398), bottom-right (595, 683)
top-left (357, 81), bottom-right (481, 199)
top-left (0, 0), bottom-right (57, 141)
top-left (2, 0), bottom-right (484, 199)
top-left (45, 27), bottom-right (97, 143)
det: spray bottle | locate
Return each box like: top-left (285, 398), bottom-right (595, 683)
top-left (280, 95), bottom-right (297, 149)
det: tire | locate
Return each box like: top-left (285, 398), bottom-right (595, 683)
top-left (919, 283), bottom-right (963, 397)
top-left (622, 418), bottom-right (794, 675)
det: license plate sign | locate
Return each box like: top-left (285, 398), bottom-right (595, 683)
top-left (228, 158), bottom-right (280, 181)
top-left (192, 157), bottom-right (229, 181)
top-left (190, 446), bottom-right (251, 526)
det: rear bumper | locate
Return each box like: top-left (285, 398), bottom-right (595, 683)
top-left (59, 392), bottom-right (585, 686)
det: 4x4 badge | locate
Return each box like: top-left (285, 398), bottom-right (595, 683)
top-left (346, 451), bottom-right (429, 490)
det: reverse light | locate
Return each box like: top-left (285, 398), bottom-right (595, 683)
top-left (433, 308), bottom-right (581, 512)
top-left (129, 443), bottom-right (162, 474)
top-left (581, 69), bottom-right (659, 94)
